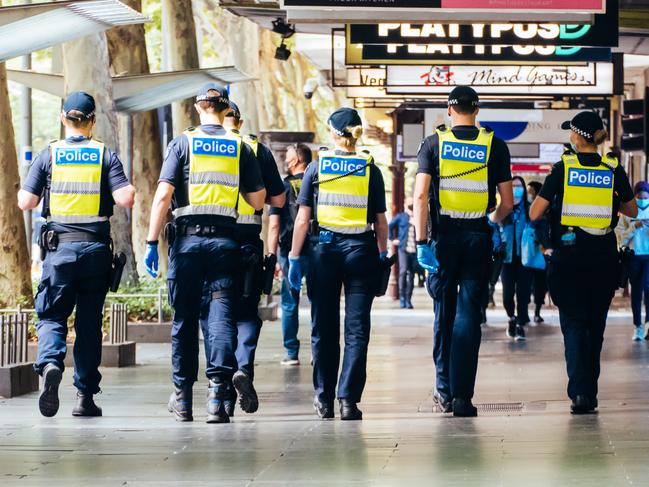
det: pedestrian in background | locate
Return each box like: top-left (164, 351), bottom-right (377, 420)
top-left (268, 143), bottom-right (313, 366)
top-left (527, 181), bottom-right (550, 324)
top-left (388, 196), bottom-right (418, 309)
top-left (620, 181), bottom-right (649, 341)
top-left (500, 175), bottom-right (533, 341)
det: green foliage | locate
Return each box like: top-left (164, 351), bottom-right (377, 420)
top-left (106, 278), bottom-right (172, 323)
top-left (143, 0), bottom-right (163, 72)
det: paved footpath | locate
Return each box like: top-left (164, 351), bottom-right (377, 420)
top-left (2, 288), bottom-right (649, 486)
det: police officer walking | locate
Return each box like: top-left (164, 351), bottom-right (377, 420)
top-left (414, 86), bottom-right (513, 417)
top-left (144, 84), bottom-right (266, 423)
top-left (217, 100), bottom-right (285, 415)
top-left (530, 111), bottom-right (636, 414)
top-left (17, 92), bottom-right (135, 417)
top-left (288, 108), bottom-right (388, 420)
top-left (268, 143), bottom-right (313, 366)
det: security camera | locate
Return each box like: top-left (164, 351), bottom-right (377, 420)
top-left (303, 78), bottom-right (319, 99)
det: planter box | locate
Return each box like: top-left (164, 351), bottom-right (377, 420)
top-left (102, 341), bottom-right (136, 367)
top-left (0, 363), bottom-right (39, 398)
top-left (127, 322), bottom-right (172, 343)
top-left (28, 341), bottom-right (136, 368)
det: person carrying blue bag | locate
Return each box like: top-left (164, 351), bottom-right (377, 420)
top-left (620, 181), bottom-right (649, 341)
top-left (500, 175), bottom-right (534, 341)
top-left (526, 181), bottom-right (551, 324)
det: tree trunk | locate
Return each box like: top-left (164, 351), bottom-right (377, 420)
top-left (106, 0), bottom-right (166, 277)
top-left (0, 63), bottom-right (33, 307)
top-left (162, 0), bottom-right (200, 133)
top-left (62, 34), bottom-right (138, 283)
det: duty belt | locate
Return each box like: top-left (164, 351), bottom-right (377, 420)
top-left (438, 215), bottom-right (489, 233)
top-left (176, 224), bottom-right (234, 238)
top-left (42, 230), bottom-right (110, 252)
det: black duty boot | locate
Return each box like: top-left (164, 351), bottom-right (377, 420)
top-left (232, 370), bottom-right (259, 414)
top-left (168, 385), bottom-right (193, 422)
top-left (224, 385), bottom-right (237, 417)
top-left (507, 317), bottom-right (516, 339)
top-left (339, 399), bottom-right (363, 421)
top-left (72, 393), bottom-right (102, 417)
top-left (514, 324), bottom-right (526, 342)
top-left (452, 398), bottom-right (478, 417)
top-left (39, 364), bottom-right (62, 418)
top-left (206, 380), bottom-right (230, 424)
top-left (313, 397), bottom-right (334, 419)
top-left (570, 395), bottom-right (597, 415)
top-left (433, 390), bottom-right (453, 413)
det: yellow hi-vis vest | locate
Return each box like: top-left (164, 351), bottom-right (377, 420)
top-left (174, 128), bottom-right (241, 219)
top-left (316, 150), bottom-right (372, 234)
top-left (437, 126), bottom-right (493, 219)
top-left (561, 153), bottom-right (618, 230)
top-left (236, 134), bottom-right (262, 226)
top-left (49, 139), bottom-right (106, 224)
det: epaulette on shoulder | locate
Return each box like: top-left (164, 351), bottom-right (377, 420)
top-left (319, 146), bottom-right (330, 151)
top-left (606, 151), bottom-right (617, 159)
top-left (185, 126), bottom-right (197, 132)
top-left (48, 139), bottom-right (58, 145)
top-left (562, 144), bottom-right (575, 155)
top-left (246, 133), bottom-right (257, 140)
top-left (481, 125), bottom-right (493, 133)
top-left (361, 149), bottom-right (370, 154)
top-left (436, 124), bottom-right (448, 131)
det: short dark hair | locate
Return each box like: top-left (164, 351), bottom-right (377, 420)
top-left (197, 90), bottom-right (229, 114)
top-left (294, 143), bottom-right (312, 164)
top-left (528, 181), bottom-right (542, 194)
top-left (65, 110), bottom-right (94, 129)
top-left (450, 104), bottom-right (478, 116)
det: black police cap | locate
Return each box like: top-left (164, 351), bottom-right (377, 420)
top-left (561, 111), bottom-right (604, 142)
top-left (327, 107), bottom-right (362, 137)
top-left (448, 86), bottom-right (479, 107)
top-left (63, 91), bottom-right (96, 121)
top-left (196, 82), bottom-right (229, 104)
top-left (227, 100), bottom-right (241, 119)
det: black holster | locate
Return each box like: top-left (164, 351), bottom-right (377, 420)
top-left (164, 222), bottom-right (176, 246)
top-left (38, 224), bottom-right (48, 261)
top-left (241, 245), bottom-right (260, 298)
top-left (619, 246), bottom-right (634, 289)
top-left (375, 254), bottom-right (397, 297)
top-left (308, 219), bottom-right (319, 236)
top-left (109, 252), bottom-right (127, 292)
top-left (262, 253), bottom-right (277, 295)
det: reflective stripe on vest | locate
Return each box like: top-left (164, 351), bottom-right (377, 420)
top-left (49, 139), bottom-right (105, 224)
top-left (236, 133), bottom-right (262, 226)
top-left (174, 129), bottom-right (241, 219)
top-left (561, 154), bottom-right (617, 230)
top-left (316, 150), bottom-right (372, 234)
top-left (437, 127), bottom-right (493, 219)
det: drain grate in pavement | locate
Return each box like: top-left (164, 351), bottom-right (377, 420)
top-left (475, 402), bottom-right (524, 413)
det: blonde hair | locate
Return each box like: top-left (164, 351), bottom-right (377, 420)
top-left (332, 125), bottom-right (363, 150)
top-left (593, 128), bottom-right (608, 145)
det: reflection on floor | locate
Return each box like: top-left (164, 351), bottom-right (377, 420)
top-left (1, 289), bottom-right (649, 486)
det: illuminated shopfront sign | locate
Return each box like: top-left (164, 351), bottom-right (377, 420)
top-left (385, 63), bottom-right (614, 95)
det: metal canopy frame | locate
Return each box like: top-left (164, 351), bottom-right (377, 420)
top-left (6, 66), bottom-right (255, 113)
top-left (0, 0), bottom-right (148, 61)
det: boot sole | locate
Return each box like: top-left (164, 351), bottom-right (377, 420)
top-left (206, 414), bottom-right (230, 424)
top-left (233, 372), bottom-right (259, 414)
top-left (39, 366), bottom-right (62, 418)
top-left (72, 407), bottom-right (102, 417)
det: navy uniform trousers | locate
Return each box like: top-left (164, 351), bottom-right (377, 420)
top-left (168, 234), bottom-right (239, 386)
top-left (200, 237), bottom-right (263, 380)
top-left (310, 233), bottom-right (379, 405)
top-left (35, 242), bottom-right (112, 394)
top-left (548, 232), bottom-right (618, 401)
top-left (429, 225), bottom-right (491, 403)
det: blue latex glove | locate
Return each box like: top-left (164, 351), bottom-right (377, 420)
top-left (379, 251), bottom-right (388, 261)
top-left (288, 256), bottom-right (302, 291)
top-left (144, 243), bottom-right (159, 278)
top-left (417, 243), bottom-right (438, 273)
